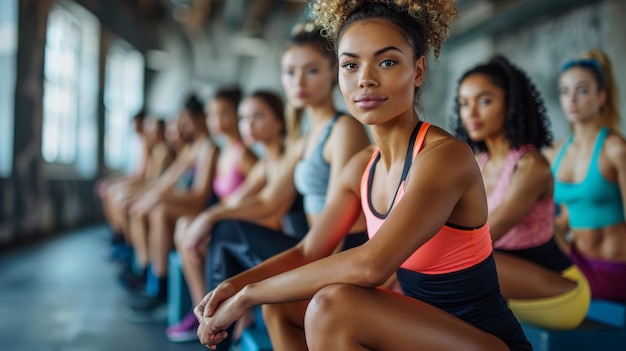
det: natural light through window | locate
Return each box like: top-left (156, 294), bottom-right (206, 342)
top-left (43, 6), bottom-right (80, 163)
top-left (104, 41), bottom-right (145, 172)
top-left (0, 0), bottom-right (18, 177)
top-left (42, 1), bottom-right (99, 176)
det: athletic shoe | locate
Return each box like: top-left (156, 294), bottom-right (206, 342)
top-left (117, 266), bottom-right (146, 292)
top-left (124, 294), bottom-right (167, 323)
top-left (166, 310), bottom-right (200, 342)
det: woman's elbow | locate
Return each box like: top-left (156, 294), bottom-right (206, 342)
top-left (365, 270), bottom-right (389, 288)
top-left (357, 260), bottom-right (390, 287)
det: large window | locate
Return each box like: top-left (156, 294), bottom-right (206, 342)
top-left (0, 0), bottom-right (18, 177)
top-left (104, 40), bottom-right (145, 173)
top-left (42, 1), bottom-right (99, 177)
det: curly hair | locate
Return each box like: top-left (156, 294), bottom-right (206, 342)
top-left (452, 55), bottom-right (553, 153)
top-left (311, 0), bottom-right (458, 60)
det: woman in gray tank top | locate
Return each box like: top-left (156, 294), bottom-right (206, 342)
top-left (174, 22), bottom-right (371, 349)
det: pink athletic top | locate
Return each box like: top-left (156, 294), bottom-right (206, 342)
top-left (478, 146), bottom-right (554, 250)
top-left (213, 143), bottom-right (246, 199)
top-left (360, 122), bottom-right (493, 275)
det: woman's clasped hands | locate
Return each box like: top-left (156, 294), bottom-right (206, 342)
top-left (194, 282), bottom-right (249, 349)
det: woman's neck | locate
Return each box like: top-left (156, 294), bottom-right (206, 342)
top-left (222, 132), bottom-right (242, 147)
top-left (262, 138), bottom-right (284, 161)
top-left (572, 120), bottom-right (603, 145)
top-left (370, 113), bottom-right (420, 170)
top-left (484, 134), bottom-right (511, 160)
top-left (193, 132), bottom-right (209, 143)
top-left (305, 99), bottom-right (336, 128)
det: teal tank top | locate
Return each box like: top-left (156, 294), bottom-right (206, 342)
top-left (552, 127), bottom-right (624, 229)
top-left (293, 113), bottom-right (342, 214)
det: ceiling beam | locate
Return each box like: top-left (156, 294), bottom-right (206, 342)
top-left (446, 0), bottom-right (599, 47)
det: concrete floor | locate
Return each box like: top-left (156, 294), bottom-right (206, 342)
top-left (0, 225), bottom-right (206, 351)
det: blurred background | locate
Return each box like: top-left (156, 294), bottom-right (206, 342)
top-left (1, 1), bottom-right (625, 351)
top-left (0, 0), bottom-right (624, 252)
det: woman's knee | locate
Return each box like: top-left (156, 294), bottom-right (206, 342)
top-left (304, 284), bottom-right (356, 333)
top-left (149, 203), bottom-right (167, 222)
top-left (173, 217), bottom-right (191, 248)
top-left (130, 212), bottom-right (148, 227)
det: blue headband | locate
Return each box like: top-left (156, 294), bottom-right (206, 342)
top-left (561, 58), bottom-right (606, 87)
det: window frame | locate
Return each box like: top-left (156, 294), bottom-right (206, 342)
top-left (41, 0), bottom-right (100, 179)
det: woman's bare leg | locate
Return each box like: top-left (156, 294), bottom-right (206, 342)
top-left (149, 203), bottom-right (202, 277)
top-left (111, 183), bottom-right (146, 242)
top-left (129, 213), bottom-right (150, 269)
top-left (263, 301), bottom-right (309, 351)
top-left (174, 216), bottom-right (208, 305)
top-left (101, 191), bottom-right (119, 232)
top-left (493, 251), bottom-right (576, 299)
top-left (304, 284), bottom-right (509, 351)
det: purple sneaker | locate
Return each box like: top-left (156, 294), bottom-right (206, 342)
top-left (166, 310), bottom-right (200, 342)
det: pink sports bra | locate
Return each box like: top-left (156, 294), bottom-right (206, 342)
top-left (478, 146), bottom-right (554, 250)
top-left (213, 143), bottom-right (246, 199)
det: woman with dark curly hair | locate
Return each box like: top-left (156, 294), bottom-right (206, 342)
top-left (193, 1), bottom-right (531, 350)
top-left (454, 55), bottom-right (590, 330)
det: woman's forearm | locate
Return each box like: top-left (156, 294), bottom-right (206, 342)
top-left (237, 245), bottom-right (380, 309)
top-left (225, 246), bottom-right (309, 294)
top-left (211, 195), bottom-right (284, 225)
top-left (160, 190), bottom-right (210, 208)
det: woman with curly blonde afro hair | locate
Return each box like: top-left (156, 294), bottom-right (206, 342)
top-left (194, 2), bottom-right (532, 350)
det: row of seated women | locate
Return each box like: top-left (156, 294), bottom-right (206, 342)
top-left (97, 3), bottom-right (625, 351)
top-left (98, 21), bottom-right (373, 345)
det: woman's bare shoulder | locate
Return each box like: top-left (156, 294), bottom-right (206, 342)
top-left (336, 146), bottom-right (379, 193)
top-left (337, 146), bottom-right (376, 176)
top-left (515, 150), bottom-right (553, 187)
top-left (423, 124), bottom-right (472, 155)
top-left (543, 139), bottom-right (565, 163)
top-left (605, 131), bottom-right (626, 165)
top-left (330, 114), bottom-right (372, 146)
top-left (414, 125), bottom-right (478, 183)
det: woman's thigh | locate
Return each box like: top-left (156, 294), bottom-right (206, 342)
top-left (305, 284), bottom-right (509, 351)
top-left (154, 202), bottom-right (204, 224)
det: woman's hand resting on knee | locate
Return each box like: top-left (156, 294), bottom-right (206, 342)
top-left (195, 282), bottom-right (248, 349)
top-left (183, 211), bottom-right (217, 263)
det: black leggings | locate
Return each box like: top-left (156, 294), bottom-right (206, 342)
top-left (341, 231), bottom-right (368, 250)
top-left (207, 220), bottom-right (301, 290)
top-left (206, 221), bottom-right (367, 350)
top-left (206, 220), bottom-right (301, 351)
top-left (495, 237), bottom-right (571, 273)
top-left (398, 254), bottom-right (532, 351)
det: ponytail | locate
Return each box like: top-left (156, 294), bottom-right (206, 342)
top-left (581, 50), bottom-right (621, 131)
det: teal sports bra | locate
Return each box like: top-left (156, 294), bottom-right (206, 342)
top-left (552, 127), bottom-right (624, 229)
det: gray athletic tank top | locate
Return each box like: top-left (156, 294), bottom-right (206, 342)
top-left (293, 113), bottom-right (342, 214)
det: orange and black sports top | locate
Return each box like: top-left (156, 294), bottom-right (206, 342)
top-left (359, 122), bottom-right (493, 275)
